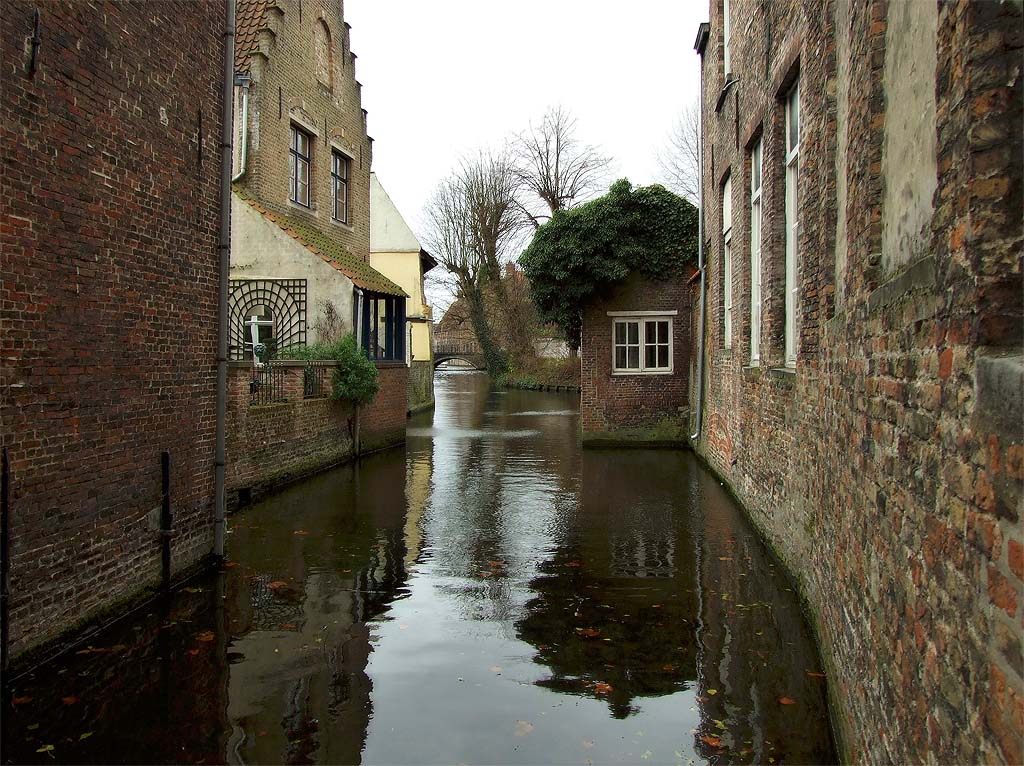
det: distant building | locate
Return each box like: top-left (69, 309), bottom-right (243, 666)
top-left (369, 173), bottom-right (438, 413)
top-left (580, 269), bottom-right (696, 443)
top-left (693, 1), bottom-right (1022, 763)
top-left (434, 300), bottom-right (485, 370)
top-left (0, 0), bottom-right (226, 660)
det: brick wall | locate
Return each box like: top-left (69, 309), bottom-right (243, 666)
top-left (581, 272), bottom-right (693, 436)
top-left (226, 361), bottom-right (406, 503)
top-left (0, 1), bottom-right (225, 659)
top-left (695, 1), bottom-right (1022, 762)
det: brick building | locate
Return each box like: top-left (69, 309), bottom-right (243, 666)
top-left (693, 1), bottom-right (1022, 762)
top-left (1, 1), bottom-right (227, 659)
top-left (580, 271), bottom-right (695, 443)
top-left (226, 0), bottom-right (408, 498)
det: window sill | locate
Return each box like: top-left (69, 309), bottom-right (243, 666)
top-left (330, 218), bottom-right (354, 232)
top-left (769, 366), bottom-right (796, 389)
top-left (373, 360), bottom-right (407, 369)
top-left (611, 369), bottom-right (674, 377)
top-left (287, 199), bottom-right (317, 215)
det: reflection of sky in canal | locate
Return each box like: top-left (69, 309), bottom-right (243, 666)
top-left (2, 371), bottom-right (835, 766)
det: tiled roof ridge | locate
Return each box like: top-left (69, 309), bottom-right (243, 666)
top-left (233, 188), bottom-right (408, 297)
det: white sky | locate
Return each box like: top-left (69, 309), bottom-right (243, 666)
top-left (346, 0), bottom-right (707, 309)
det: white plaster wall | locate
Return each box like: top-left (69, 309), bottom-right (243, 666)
top-left (881, 0), bottom-right (939, 274)
top-left (231, 196), bottom-right (355, 342)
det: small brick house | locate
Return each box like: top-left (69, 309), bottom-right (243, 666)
top-left (581, 269), bottom-right (696, 443)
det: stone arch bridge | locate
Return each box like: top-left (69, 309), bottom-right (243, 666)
top-left (433, 341), bottom-right (485, 370)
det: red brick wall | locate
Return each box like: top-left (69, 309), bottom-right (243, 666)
top-left (696, 1), bottom-right (1022, 762)
top-left (581, 272), bottom-right (693, 434)
top-left (225, 361), bottom-right (407, 502)
top-left (361, 363), bottom-right (409, 452)
top-left (0, 1), bottom-right (225, 658)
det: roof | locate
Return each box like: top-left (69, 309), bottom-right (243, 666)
top-left (235, 0), bottom-right (268, 72)
top-left (233, 189), bottom-right (408, 297)
top-left (695, 22), bottom-right (710, 55)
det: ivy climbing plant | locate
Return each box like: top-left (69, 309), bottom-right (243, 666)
top-left (519, 179), bottom-right (698, 351)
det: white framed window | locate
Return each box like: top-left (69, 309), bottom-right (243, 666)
top-left (784, 79), bottom-right (800, 367)
top-left (722, 175), bottom-right (733, 350)
top-left (750, 138), bottom-right (763, 365)
top-left (332, 150), bottom-right (349, 223)
top-left (723, 0), bottom-right (731, 77)
top-left (611, 315), bottom-right (674, 374)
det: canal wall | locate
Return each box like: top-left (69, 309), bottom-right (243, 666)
top-left (225, 362), bottom-right (407, 506)
top-left (694, 2), bottom-right (1022, 764)
top-left (0, 0), bottom-right (226, 662)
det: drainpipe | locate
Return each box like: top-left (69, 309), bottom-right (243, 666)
top-left (231, 73), bottom-right (250, 183)
top-left (214, 0), bottom-right (236, 560)
top-left (690, 30), bottom-right (708, 443)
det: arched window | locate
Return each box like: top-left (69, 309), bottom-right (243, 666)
top-left (314, 21), bottom-right (333, 89)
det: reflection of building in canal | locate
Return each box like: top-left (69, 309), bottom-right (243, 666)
top-left (403, 448), bottom-right (434, 569)
top-left (516, 450), bottom-right (699, 719)
top-left (222, 452), bottom-right (411, 764)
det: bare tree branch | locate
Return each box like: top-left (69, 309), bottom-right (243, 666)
top-left (655, 102), bottom-right (700, 204)
top-left (514, 105), bottom-right (612, 225)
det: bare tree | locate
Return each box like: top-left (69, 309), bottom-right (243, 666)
top-left (655, 102), bottom-right (700, 204)
top-left (514, 105), bottom-right (612, 227)
top-left (423, 151), bottom-right (522, 376)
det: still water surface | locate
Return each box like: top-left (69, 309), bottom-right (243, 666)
top-left (4, 372), bottom-right (836, 765)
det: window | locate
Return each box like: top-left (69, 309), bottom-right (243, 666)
top-left (784, 80), bottom-right (800, 367)
top-left (723, 0), bottom-right (731, 77)
top-left (245, 305), bottom-right (275, 360)
top-left (332, 151), bottom-right (349, 223)
top-left (357, 291), bottom-right (406, 362)
top-left (289, 125), bottom-right (311, 207)
top-left (612, 315), bottom-right (673, 373)
top-left (722, 175), bottom-right (733, 349)
top-left (750, 138), bottom-right (762, 364)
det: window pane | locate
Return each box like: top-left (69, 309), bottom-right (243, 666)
top-left (788, 84), bottom-right (799, 152)
top-left (646, 345), bottom-right (657, 368)
top-left (658, 346), bottom-right (669, 368)
top-left (615, 322), bottom-right (626, 344)
top-left (657, 321), bottom-right (668, 343)
top-left (627, 322), bottom-right (638, 345)
top-left (645, 321), bottom-right (656, 344)
top-left (615, 347), bottom-right (626, 369)
top-left (627, 346), bottom-right (639, 369)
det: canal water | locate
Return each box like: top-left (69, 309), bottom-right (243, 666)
top-left (3, 372), bottom-right (836, 765)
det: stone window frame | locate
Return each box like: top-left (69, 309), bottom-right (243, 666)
top-left (289, 124), bottom-right (313, 208)
top-left (331, 149), bottom-right (350, 224)
top-left (749, 135), bottom-right (763, 366)
top-left (608, 311), bottom-right (677, 376)
top-left (783, 78), bottom-right (800, 368)
top-left (722, 173), bottom-right (734, 350)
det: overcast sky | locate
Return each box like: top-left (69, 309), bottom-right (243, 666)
top-left (346, 0), bottom-right (707, 310)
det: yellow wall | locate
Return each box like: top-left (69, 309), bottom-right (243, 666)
top-left (369, 250), bottom-right (432, 361)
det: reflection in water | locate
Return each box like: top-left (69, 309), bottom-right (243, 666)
top-left (3, 371), bottom-right (835, 765)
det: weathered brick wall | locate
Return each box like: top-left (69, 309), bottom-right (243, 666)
top-left (226, 360), bottom-right (407, 502)
top-left (0, 1), bottom-right (225, 658)
top-left (407, 359), bottom-right (434, 414)
top-left (235, 0), bottom-right (372, 263)
top-left (226, 363), bottom-right (355, 503)
top-left (581, 272), bottom-right (693, 435)
top-left (696, 0), bottom-right (1023, 762)
top-left (361, 363), bottom-right (408, 452)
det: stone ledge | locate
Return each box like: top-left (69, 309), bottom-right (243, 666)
top-left (866, 255), bottom-right (937, 315)
top-left (974, 350), bottom-right (1024, 439)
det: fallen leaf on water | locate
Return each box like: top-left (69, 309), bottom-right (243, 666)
top-left (61, 696), bottom-right (78, 706)
top-left (197, 631), bottom-right (215, 642)
top-left (706, 689), bottom-right (718, 695)
top-left (478, 571), bottom-right (493, 578)
top-left (188, 649), bottom-right (201, 656)
top-left (258, 730), bottom-right (268, 737)
top-left (661, 664), bottom-right (677, 672)
top-left (223, 561), bottom-right (239, 568)
top-left (268, 581), bottom-right (289, 590)
top-left (12, 695), bottom-right (32, 705)
top-left (593, 682), bottom-right (614, 695)
top-left (778, 696), bottom-right (797, 705)
top-left (700, 735), bottom-right (722, 748)
top-left (279, 623), bottom-right (296, 630)
top-left (36, 745), bottom-right (55, 754)
top-left (487, 560), bottom-right (505, 568)
top-left (79, 732), bottom-right (93, 741)
top-left (399, 624), bottom-right (409, 630)
top-left (183, 587), bottom-right (202, 594)
top-left (576, 627), bottom-right (600, 638)
top-left (293, 530), bottom-right (310, 536)
top-left (27, 724), bottom-right (39, 731)
top-left (714, 719), bottom-right (726, 730)
top-left (566, 561), bottom-right (582, 567)
top-left (514, 720), bottom-right (534, 737)
top-left (805, 670), bottom-right (826, 678)
top-left (582, 740), bottom-right (594, 749)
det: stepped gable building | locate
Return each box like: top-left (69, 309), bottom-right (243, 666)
top-left (693, 1), bottom-right (1022, 763)
top-left (1, 1), bottom-right (226, 660)
top-left (370, 173), bottom-right (438, 414)
top-left (230, 0), bottom-right (407, 365)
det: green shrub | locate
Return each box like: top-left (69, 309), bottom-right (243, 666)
top-left (278, 335), bottom-right (379, 405)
